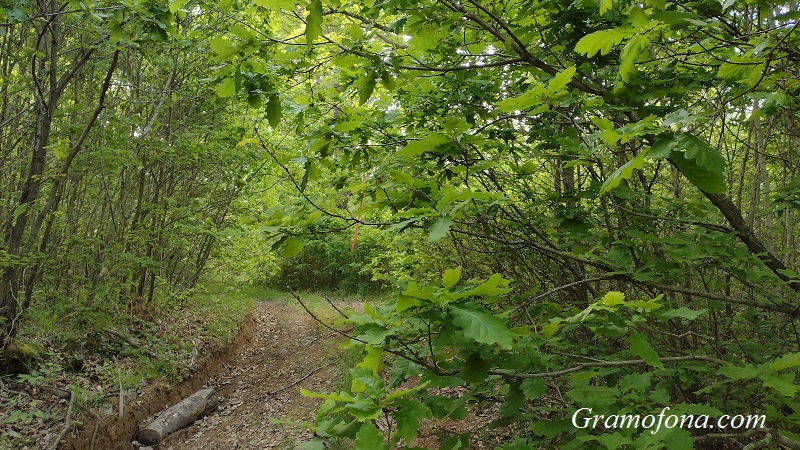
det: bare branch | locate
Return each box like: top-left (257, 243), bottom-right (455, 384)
top-left (489, 355), bottom-right (723, 379)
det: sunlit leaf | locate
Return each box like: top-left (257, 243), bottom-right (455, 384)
top-left (305, 0), bottom-right (322, 45)
top-left (450, 306), bottom-right (516, 349)
top-left (600, 291), bottom-right (625, 306)
top-left (575, 28), bottom-right (634, 57)
top-left (546, 66), bottom-right (576, 95)
top-left (442, 266), bottom-right (462, 289)
top-left (215, 78), bottom-right (236, 98)
top-left (253, 0), bottom-right (296, 8)
top-left (600, 150), bottom-right (648, 194)
top-left (428, 216), bottom-right (452, 241)
top-left (281, 237), bottom-right (304, 258)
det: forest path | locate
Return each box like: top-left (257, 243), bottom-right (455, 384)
top-left (157, 300), bottom-right (341, 450)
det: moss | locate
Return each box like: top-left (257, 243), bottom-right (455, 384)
top-left (0, 338), bottom-right (44, 375)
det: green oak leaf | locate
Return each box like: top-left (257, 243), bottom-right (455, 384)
top-left (305, 0), bottom-right (322, 45)
top-left (450, 306), bottom-right (515, 349)
top-left (626, 332), bottom-right (663, 368)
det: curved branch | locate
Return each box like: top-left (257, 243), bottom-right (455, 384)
top-left (397, 57), bottom-right (525, 72)
top-left (489, 355), bottom-right (723, 379)
top-left (439, 0), bottom-right (603, 96)
top-left (254, 128), bottom-right (354, 222)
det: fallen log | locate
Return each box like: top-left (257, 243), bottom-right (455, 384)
top-left (137, 387), bottom-right (219, 445)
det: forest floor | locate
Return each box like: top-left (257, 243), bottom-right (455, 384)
top-left (2, 290), bottom-right (503, 449)
top-left (150, 298), bottom-right (506, 450)
top-left (152, 299), bottom-right (344, 450)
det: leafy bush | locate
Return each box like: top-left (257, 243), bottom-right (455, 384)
top-left (269, 227), bottom-right (451, 294)
top-left (298, 269), bottom-right (800, 449)
top-left (268, 230), bottom-right (384, 293)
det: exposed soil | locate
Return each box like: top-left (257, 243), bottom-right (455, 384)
top-left (5, 296), bottom-right (512, 450)
top-left (154, 300), bottom-right (340, 450)
top-left (48, 299), bottom-right (340, 450)
top-left (57, 307), bottom-right (259, 450)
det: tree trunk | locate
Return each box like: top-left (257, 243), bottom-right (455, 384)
top-left (137, 388), bottom-right (220, 445)
top-left (0, 0), bottom-right (61, 342)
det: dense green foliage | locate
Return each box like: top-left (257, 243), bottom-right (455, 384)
top-left (0, 1), bottom-right (261, 339)
top-left (269, 229), bottom-right (386, 293)
top-left (2, 0), bottom-right (800, 448)
top-left (207, 0), bottom-right (800, 448)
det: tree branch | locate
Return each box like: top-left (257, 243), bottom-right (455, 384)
top-left (488, 355), bottom-right (723, 379)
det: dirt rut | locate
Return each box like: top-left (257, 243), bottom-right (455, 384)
top-left (158, 301), bottom-right (339, 449)
top-left (58, 300), bottom-right (338, 450)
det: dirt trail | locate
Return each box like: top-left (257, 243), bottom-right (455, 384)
top-left (155, 300), bottom-right (340, 450)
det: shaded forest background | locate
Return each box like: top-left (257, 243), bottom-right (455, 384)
top-left (1, 0), bottom-right (800, 448)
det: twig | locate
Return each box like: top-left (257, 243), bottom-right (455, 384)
top-left (742, 433), bottom-right (772, 450)
top-left (324, 295), bottom-right (348, 319)
top-left (116, 360), bottom-right (124, 418)
top-left (287, 287), bottom-right (359, 342)
top-left (89, 416), bottom-right (100, 450)
top-left (49, 389), bottom-right (75, 450)
top-left (267, 361), bottom-right (335, 395)
top-left (286, 287), bottom-right (435, 371)
top-left (105, 329), bottom-right (189, 370)
top-left (512, 276), bottom-right (612, 314)
top-left (773, 431), bottom-right (800, 450)
top-left (488, 355), bottom-right (723, 379)
top-left (105, 329), bottom-right (160, 360)
top-left (39, 384), bottom-right (100, 450)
